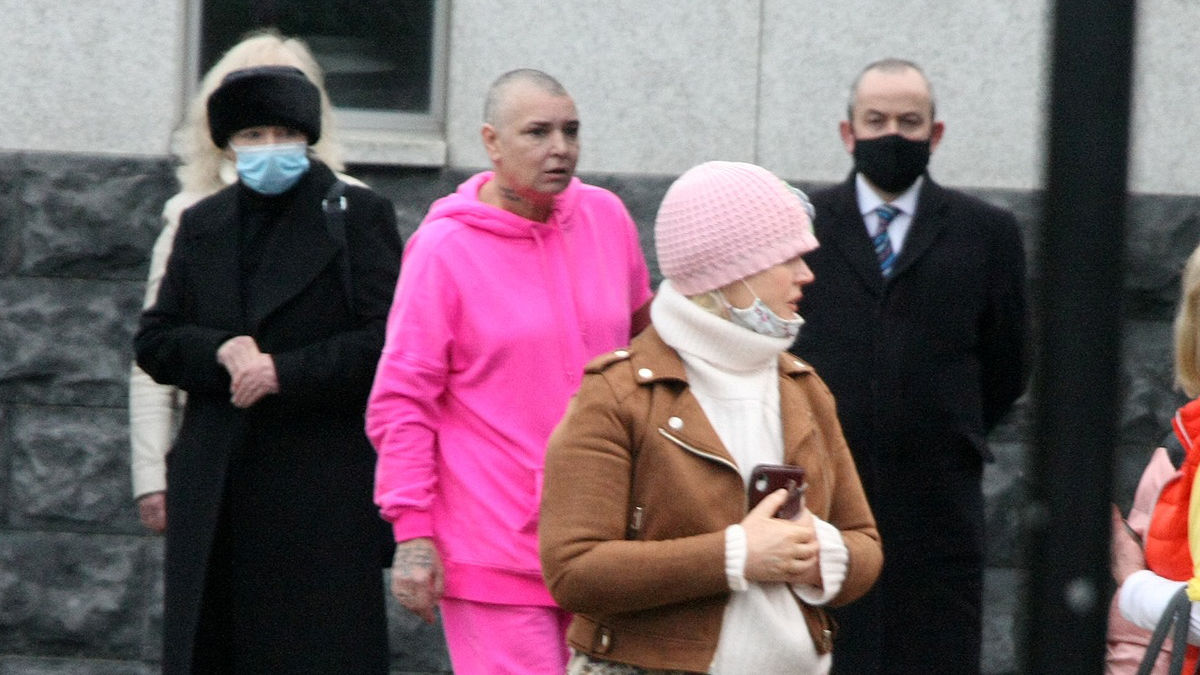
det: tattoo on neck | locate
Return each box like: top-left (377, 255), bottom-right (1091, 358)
top-left (499, 186), bottom-right (523, 203)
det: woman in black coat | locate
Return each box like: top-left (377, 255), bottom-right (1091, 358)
top-left (135, 65), bottom-right (401, 674)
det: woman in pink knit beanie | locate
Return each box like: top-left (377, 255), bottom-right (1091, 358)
top-left (540, 161), bottom-right (883, 674)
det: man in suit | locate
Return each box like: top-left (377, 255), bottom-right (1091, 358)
top-left (790, 58), bottom-right (1030, 674)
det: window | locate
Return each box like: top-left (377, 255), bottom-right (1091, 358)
top-left (193, 0), bottom-right (447, 164)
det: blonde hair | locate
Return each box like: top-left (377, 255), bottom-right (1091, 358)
top-left (1174, 243), bottom-right (1200, 396)
top-left (689, 290), bottom-right (731, 319)
top-left (173, 29), bottom-right (345, 194)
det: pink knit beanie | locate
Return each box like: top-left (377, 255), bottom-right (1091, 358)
top-left (654, 161), bottom-right (819, 296)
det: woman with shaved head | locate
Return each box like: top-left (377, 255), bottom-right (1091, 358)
top-left (367, 69), bottom-right (653, 672)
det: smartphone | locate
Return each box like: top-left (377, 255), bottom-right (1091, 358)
top-left (747, 464), bottom-right (807, 519)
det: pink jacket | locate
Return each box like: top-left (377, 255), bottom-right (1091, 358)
top-left (1108, 445), bottom-right (1179, 674)
top-left (367, 171), bottom-right (652, 605)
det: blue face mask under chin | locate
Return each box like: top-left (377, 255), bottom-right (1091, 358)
top-left (233, 142), bottom-right (311, 195)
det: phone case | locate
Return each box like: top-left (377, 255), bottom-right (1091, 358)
top-left (747, 464), bottom-right (807, 519)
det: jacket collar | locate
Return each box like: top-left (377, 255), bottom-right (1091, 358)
top-left (621, 327), bottom-right (817, 469)
top-left (625, 325), bottom-right (690, 385)
top-left (889, 174), bottom-right (949, 280)
top-left (624, 326), bottom-right (815, 385)
top-left (196, 161), bottom-right (343, 330)
top-left (243, 162), bottom-right (343, 329)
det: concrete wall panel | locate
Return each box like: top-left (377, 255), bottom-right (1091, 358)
top-left (445, 0), bottom-right (763, 175)
top-left (759, 1), bottom-right (1049, 190)
top-left (0, 1), bottom-right (184, 157)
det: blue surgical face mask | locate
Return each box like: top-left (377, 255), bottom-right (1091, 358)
top-left (717, 282), bottom-right (805, 340)
top-left (233, 141), bottom-right (310, 195)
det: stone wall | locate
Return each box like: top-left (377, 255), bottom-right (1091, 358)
top-left (1, 151), bottom-right (1196, 672)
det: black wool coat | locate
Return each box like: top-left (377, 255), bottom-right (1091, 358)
top-left (135, 162), bottom-right (401, 674)
top-left (790, 172), bottom-right (1030, 671)
top-left (792, 173), bottom-right (1029, 488)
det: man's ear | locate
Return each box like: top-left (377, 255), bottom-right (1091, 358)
top-left (839, 120), bottom-right (856, 155)
top-left (929, 121), bottom-right (946, 153)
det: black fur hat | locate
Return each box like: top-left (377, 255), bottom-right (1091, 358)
top-left (207, 65), bottom-right (321, 148)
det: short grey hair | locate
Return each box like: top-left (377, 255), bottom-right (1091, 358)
top-left (483, 69), bottom-right (569, 126)
top-left (846, 58), bottom-right (936, 121)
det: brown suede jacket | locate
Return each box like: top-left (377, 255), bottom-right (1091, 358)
top-left (539, 326), bottom-right (882, 672)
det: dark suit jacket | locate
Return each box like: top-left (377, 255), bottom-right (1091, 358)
top-left (791, 173), bottom-right (1029, 500)
top-left (135, 162), bottom-right (402, 674)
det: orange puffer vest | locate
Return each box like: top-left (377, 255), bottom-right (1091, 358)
top-left (1143, 397), bottom-right (1200, 669)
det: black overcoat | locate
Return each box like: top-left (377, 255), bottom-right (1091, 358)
top-left (789, 173), bottom-right (1030, 673)
top-left (135, 162), bottom-right (401, 674)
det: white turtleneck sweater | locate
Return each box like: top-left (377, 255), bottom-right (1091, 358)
top-left (650, 280), bottom-right (849, 675)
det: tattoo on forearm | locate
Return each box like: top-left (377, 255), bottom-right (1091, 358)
top-left (395, 547), bottom-right (434, 575)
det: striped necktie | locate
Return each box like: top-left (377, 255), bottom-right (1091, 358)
top-left (873, 203), bottom-right (900, 278)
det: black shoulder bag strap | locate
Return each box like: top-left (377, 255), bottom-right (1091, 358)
top-left (1136, 583), bottom-right (1196, 674)
top-left (1165, 428), bottom-right (1187, 470)
top-left (321, 180), bottom-right (355, 315)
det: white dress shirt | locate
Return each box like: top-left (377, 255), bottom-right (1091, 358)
top-left (855, 173), bottom-right (924, 254)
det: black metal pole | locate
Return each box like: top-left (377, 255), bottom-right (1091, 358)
top-left (1024, 1), bottom-right (1135, 671)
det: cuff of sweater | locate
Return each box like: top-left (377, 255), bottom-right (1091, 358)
top-left (391, 510), bottom-right (434, 543)
top-left (724, 524), bottom-right (750, 592)
top-left (1118, 569), bottom-right (1186, 633)
top-left (792, 517), bottom-right (848, 606)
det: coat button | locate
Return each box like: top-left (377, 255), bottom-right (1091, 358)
top-left (668, 416), bottom-right (683, 429)
top-left (637, 368), bottom-right (653, 379)
top-left (614, 349), bottom-right (629, 358)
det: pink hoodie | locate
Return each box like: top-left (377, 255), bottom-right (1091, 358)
top-left (367, 171), bottom-right (651, 605)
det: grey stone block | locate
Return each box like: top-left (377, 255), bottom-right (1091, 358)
top-left (1111, 320), bottom-right (1190, 509)
top-left (1125, 195), bottom-right (1200, 319)
top-left (0, 406), bottom-right (9, 526)
top-left (1118, 320), bottom-right (1186, 444)
top-left (136, 539), bottom-right (163, 663)
top-left (0, 278), bottom-right (143, 407)
top-left (0, 656), bottom-right (156, 674)
top-left (0, 532), bottom-right (153, 659)
top-left (347, 165), bottom-right (470, 244)
top-left (8, 405), bottom-right (138, 533)
top-left (383, 577), bottom-right (453, 672)
top-left (0, 153), bottom-right (173, 280)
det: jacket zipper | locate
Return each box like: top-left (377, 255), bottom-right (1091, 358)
top-left (626, 506), bottom-right (644, 539)
top-left (627, 429), bottom-right (742, 539)
top-left (657, 428), bottom-right (740, 474)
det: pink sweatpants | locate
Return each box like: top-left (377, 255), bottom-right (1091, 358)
top-left (440, 597), bottom-right (572, 674)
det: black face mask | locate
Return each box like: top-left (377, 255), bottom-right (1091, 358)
top-left (852, 134), bottom-right (931, 194)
